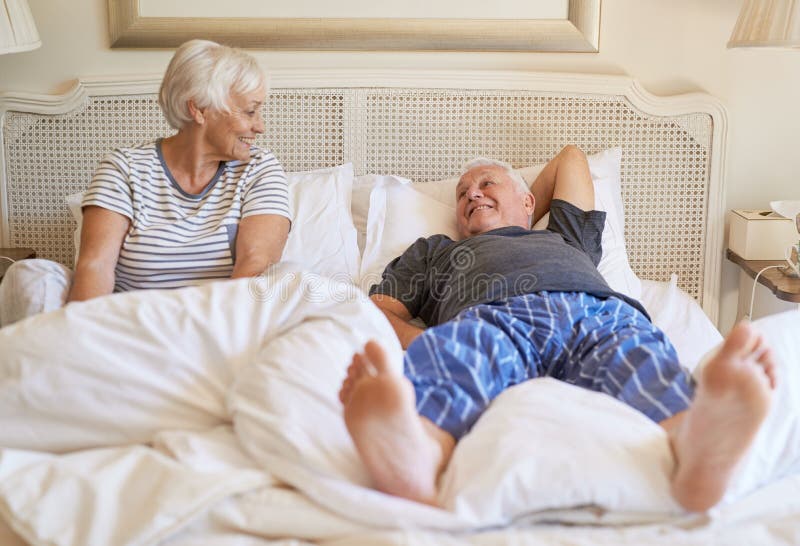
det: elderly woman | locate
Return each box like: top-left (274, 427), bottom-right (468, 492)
top-left (0, 39), bottom-right (290, 325)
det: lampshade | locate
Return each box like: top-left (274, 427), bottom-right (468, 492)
top-left (0, 0), bottom-right (41, 55)
top-left (728, 0), bottom-right (800, 48)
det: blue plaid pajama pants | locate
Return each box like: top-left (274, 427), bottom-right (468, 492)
top-left (404, 292), bottom-right (695, 440)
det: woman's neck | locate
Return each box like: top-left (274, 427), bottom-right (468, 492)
top-left (160, 131), bottom-right (222, 195)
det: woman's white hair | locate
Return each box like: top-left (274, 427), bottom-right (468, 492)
top-left (158, 39), bottom-right (267, 130)
top-left (460, 157), bottom-right (530, 195)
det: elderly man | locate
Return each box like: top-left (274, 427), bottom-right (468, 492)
top-left (339, 145), bottom-right (776, 513)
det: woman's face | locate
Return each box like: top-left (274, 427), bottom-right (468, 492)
top-left (202, 87), bottom-right (266, 162)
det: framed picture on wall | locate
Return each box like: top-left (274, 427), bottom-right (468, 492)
top-left (108, 0), bottom-right (601, 52)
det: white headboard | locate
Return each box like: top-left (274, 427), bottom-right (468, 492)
top-left (0, 70), bottom-right (727, 324)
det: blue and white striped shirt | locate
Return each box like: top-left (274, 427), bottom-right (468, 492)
top-left (82, 139), bottom-right (291, 291)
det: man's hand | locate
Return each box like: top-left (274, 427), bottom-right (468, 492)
top-left (370, 293), bottom-right (424, 349)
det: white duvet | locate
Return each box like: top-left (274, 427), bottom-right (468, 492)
top-left (0, 267), bottom-right (799, 546)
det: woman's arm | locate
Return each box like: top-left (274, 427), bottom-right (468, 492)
top-left (530, 145), bottom-right (595, 225)
top-left (68, 206), bottom-right (130, 302)
top-left (230, 214), bottom-right (290, 279)
top-left (370, 293), bottom-right (424, 350)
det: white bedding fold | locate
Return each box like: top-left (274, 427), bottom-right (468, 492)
top-left (0, 266), bottom-right (394, 452)
top-left (0, 445), bottom-right (267, 546)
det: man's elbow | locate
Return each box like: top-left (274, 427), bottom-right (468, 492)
top-left (73, 255), bottom-right (117, 278)
top-left (370, 293), bottom-right (391, 306)
top-left (559, 144), bottom-right (586, 160)
top-left (370, 293), bottom-right (411, 319)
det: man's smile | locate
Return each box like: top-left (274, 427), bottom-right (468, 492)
top-left (468, 203), bottom-right (494, 217)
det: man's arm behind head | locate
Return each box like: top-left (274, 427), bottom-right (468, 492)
top-left (530, 145), bottom-right (595, 224)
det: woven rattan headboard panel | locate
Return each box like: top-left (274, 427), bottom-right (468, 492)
top-left (0, 71), bottom-right (727, 323)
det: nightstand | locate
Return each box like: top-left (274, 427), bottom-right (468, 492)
top-left (0, 247), bottom-right (36, 281)
top-left (727, 248), bottom-right (800, 320)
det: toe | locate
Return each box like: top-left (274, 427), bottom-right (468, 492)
top-left (760, 349), bottom-right (777, 389)
top-left (350, 353), bottom-right (368, 377)
top-left (364, 340), bottom-right (391, 374)
top-left (339, 377), bottom-right (351, 404)
top-left (718, 321), bottom-right (758, 361)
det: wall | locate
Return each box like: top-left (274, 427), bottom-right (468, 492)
top-left (1, 0), bottom-right (799, 333)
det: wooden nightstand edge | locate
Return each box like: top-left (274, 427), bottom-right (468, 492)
top-left (726, 249), bottom-right (800, 304)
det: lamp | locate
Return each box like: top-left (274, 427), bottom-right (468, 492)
top-left (0, 0), bottom-right (40, 55)
top-left (728, 0), bottom-right (800, 48)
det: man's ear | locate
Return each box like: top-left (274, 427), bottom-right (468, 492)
top-left (524, 193), bottom-right (535, 215)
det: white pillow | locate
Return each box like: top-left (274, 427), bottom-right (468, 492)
top-left (361, 148), bottom-right (642, 300)
top-left (351, 174), bottom-right (381, 254)
top-left (359, 175), bottom-right (459, 293)
top-left (281, 163), bottom-right (360, 282)
top-left (66, 163), bottom-right (360, 283)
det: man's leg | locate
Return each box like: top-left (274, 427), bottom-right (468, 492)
top-left (339, 308), bottom-right (537, 504)
top-left (339, 340), bottom-right (455, 505)
top-left (561, 294), bottom-right (776, 511)
top-left (660, 321), bottom-right (775, 512)
top-left (558, 294), bottom-right (696, 424)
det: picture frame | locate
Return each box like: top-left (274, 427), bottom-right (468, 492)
top-left (108, 0), bottom-right (600, 52)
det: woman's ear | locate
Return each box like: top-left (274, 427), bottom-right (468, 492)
top-left (187, 100), bottom-right (205, 125)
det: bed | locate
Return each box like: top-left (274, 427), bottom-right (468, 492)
top-left (1, 70), bottom-right (799, 546)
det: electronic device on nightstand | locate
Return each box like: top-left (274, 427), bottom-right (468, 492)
top-left (785, 238), bottom-right (800, 279)
top-left (727, 201), bottom-right (800, 320)
top-left (771, 200), bottom-right (800, 278)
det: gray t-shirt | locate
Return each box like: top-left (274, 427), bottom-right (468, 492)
top-left (370, 199), bottom-right (647, 326)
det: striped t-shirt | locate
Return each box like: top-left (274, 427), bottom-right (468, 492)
top-left (82, 139), bottom-right (291, 292)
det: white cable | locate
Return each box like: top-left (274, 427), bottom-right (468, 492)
top-left (748, 265), bottom-right (784, 320)
top-left (0, 256), bottom-right (17, 266)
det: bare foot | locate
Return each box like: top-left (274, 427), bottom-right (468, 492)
top-left (670, 321), bottom-right (776, 512)
top-left (339, 340), bottom-right (454, 505)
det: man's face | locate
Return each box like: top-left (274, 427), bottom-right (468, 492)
top-left (455, 165), bottom-right (534, 239)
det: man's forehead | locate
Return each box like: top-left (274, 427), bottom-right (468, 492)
top-left (456, 165), bottom-right (508, 191)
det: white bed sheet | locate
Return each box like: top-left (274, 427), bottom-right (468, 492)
top-left (0, 277), bottom-right (798, 546)
top-left (7, 443), bottom-right (791, 546)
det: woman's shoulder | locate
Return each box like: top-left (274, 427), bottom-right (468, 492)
top-left (226, 146), bottom-right (286, 180)
top-left (230, 145), bottom-right (279, 166)
top-left (105, 140), bottom-right (160, 162)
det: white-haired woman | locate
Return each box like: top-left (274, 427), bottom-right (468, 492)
top-left (0, 40), bottom-right (290, 325)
